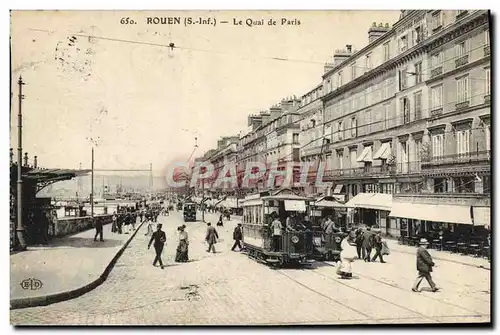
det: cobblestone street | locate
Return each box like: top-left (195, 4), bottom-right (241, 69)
top-left (10, 212), bottom-right (490, 325)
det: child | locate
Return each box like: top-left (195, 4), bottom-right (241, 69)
top-left (336, 258), bottom-right (353, 279)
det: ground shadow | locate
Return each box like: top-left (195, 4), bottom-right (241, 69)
top-left (33, 237), bottom-right (124, 249)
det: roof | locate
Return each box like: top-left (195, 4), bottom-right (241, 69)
top-left (24, 168), bottom-right (91, 183)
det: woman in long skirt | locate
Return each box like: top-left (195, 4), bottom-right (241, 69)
top-left (175, 225), bottom-right (189, 262)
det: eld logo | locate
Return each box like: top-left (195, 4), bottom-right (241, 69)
top-left (20, 278), bottom-right (43, 291)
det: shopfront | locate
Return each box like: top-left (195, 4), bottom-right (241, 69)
top-left (344, 193), bottom-right (392, 231)
top-left (389, 198), bottom-right (490, 246)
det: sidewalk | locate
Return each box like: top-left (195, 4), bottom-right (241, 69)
top-left (384, 239), bottom-right (491, 270)
top-left (10, 221), bottom-right (143, 309)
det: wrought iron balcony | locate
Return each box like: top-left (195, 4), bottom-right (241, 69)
top-left (484, 45), bottom-right (490, 57)
top-left (323, 164), bottom-right (396, 179)
top-left (455, 54), bottom-right (469, 68)
top-left (456, 101), bottom-right (470, 110)
top-left (430, 108), bottom-right (443, 118)
top-left (431, 66), bottom-right (442, 78)
top-left (421, 150), bottom-right (491, 168)
top-left (455, 10), bottom-right (468, 20)
top-left (395, 161), bottom-right (422, 174)
top-left (484, 94), bottom-right (491, 104)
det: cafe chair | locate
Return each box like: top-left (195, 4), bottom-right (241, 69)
top-left (457, 242), bottom-right (468, 255)
top-left (468, 242), bottom-right (482, 258)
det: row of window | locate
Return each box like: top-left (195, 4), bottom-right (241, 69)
top-left (430, 67), bottom-right (490, 111)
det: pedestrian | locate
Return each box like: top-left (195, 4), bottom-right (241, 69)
top-left (336, 258), bottom-right (353, 279)
top-left (205, 222), bottom-right (219, 253)
top-left (131, 212), bottom-right (136, 231)
top-left (175, 225), bottom-right (189, 262)
top-left (111, 212), bottom-right (118, 233)
top-left (117, 214), bottom-right (123, 234)
top-left (362, 226), bottom-right (374, 262)
top-left (93, 218), bottom-right (104, 242)
top-left (270, 215), bottom-right (283, 252)
top-left (354, 227), bottom-right (364, 259)
top-left (371, 231), bottom-right (386, 263)
top-left (139, 210), bottom-right (144, 223)
top-left (148, 223), bottom-right (166, 269)
top-left (231, 223), bottom-right (244, 251)
top-left (412, 238), bottom-right (439, 292)
top-left (217, 214), bottom-right (224, 227)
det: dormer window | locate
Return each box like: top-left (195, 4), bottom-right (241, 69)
top-left (400, 35), bottom-right (408, 52)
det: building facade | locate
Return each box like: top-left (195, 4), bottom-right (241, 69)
top-left (318, 10), bottom-right (490, 237)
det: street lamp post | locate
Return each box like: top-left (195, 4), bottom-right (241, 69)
top-left (16, 76), bottom-right (27, 250)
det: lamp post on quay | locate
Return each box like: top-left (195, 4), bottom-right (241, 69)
top-left (16, 76), bottom-right (27, 250)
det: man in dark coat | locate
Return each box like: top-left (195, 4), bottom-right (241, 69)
top-left (354, 227), bottom-right (364, 259)
top-left (231, 223), bottom-right (243, 251)
top-left (412, 238), bottom-right (438, 292)
top-left (94, 218), bottom-right (104, 242)
top-left (362, 226), bottom-right (374, 262)
top-left (371, 231), bottom-right (386, 263)
top-left (206, 222), bottom-right (219, 253)
top-left (148, 224), bottom-right (166, 269)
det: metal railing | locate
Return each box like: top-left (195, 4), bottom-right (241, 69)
top-left (455, 54), bottom-right (469, 68)
top-left (431, 66), bottom-right (443, 78)
top-left (422, 150), bottom-right (491, 167)
top-left (484, 45), bottom-right (490, 57)
top-left (456, 100), bottom-right (470, 110)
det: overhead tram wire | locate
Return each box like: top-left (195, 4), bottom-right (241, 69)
top-left (29, 28), bottom-right (491, 76)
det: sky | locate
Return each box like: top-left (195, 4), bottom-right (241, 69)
top-left (10, 10), bottom-right (401, 176)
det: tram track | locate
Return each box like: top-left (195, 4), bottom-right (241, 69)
top-left (313, 261), bottom-right (489, 317)
top-left (274, 269), bottom-right (372, 319)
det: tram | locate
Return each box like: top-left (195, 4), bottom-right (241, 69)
top-left (240, 188), bottom-right (345, 266)
top-left (183, 202), bottom-right (197, 222)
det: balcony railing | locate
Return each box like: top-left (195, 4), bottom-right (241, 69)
top-left (484, 45), bottom-right (490, 57)
top-left (456, 100), bottom-right (470, 110)
top-left (455, 10), bottom-right (468, 20)
top-left (431, 66), bottom-right (443, 78)
top-left (430, 107), bottom-right (443, 118)
top-left (455, 54), bottom-right (469, 68)
top-left (422, 150), bottom-right (491, 167)
top-left (395, 161), bottom-right (422, 174)
top-left (484, 94), bottom-right (491, 104)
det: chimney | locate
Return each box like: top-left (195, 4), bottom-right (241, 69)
top-left (269, 105), bottom-right (281, 120)
top-left (333, 49), bottom-right (351, 67)
top-left (10, 148), bottom-right (13, 164)
top-left (23, 152), bottom-right (29, 167)
top-left (368, 22), bottom-right (391, 44)
top-left (346, 44), bottom-right (352, 53)
top-left (34, 155), bottom-right (38, 168)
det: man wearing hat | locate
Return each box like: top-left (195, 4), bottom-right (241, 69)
top-left (231, 223), bottom-right (244, 251)
top-left (148, 223), bottom-right (167, 269)
top-left (362, 226), bottom-right (375, 262)
top-left (412, 238), bottom-right (439, 292)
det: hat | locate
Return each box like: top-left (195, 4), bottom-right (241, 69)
top-left (419, 238), bottom-right (429, 245)
top-left (237, 223), bottom-right (242, 226)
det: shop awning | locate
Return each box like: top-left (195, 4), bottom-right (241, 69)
top-left (389, 202), bottom-right (473, 225)
top-left (333, 184), bottom-right (344, 194)
top-left (345, 193), bottom-right (392, 211)
top-left (373, 142), bottom-right (392, 160)
top-left (315, 200), bottom-right (347, 208)
top-left (285, 200), bottom-right (306, 212)
top-left (356, 146), bottom-right (373, 163)
top-left (473, 207), bottom-right (490, 227)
